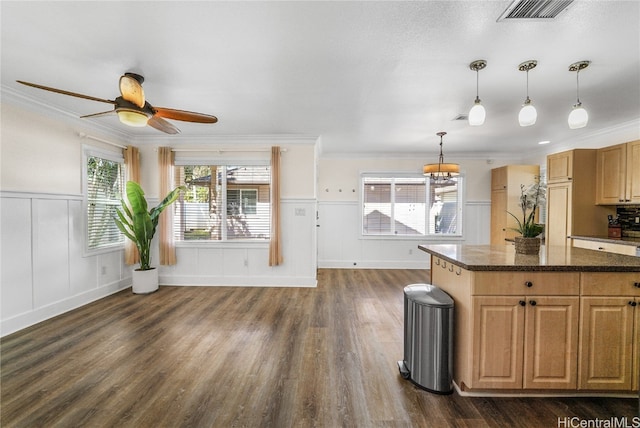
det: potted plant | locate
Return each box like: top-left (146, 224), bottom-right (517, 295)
top-left (114, 181), bottom-right (185, 294)
top-left (508, 180), bottom-right (546, 255)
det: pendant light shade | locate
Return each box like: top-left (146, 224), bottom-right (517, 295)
top-left (518, 60), bottom-right (537, 127)
top-left (423, 132), bottom-right (459, 181)
top-left (568, 105), bottom-right (588, 129)
top-left (568, 60), bottom-right (590, 129)
top-left (468, 60), bottom-right (487, 126)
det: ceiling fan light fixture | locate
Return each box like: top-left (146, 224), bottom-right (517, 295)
top-left (568, 60), bottom-right (590, 129)
top-left (468, 60), bottom-right (487, 126)
top-left (518, 60), bottom-right (538, 127)
top-left (423, 131), bottom-right (459, 181)
top-left (117, 109), bottom-right (149, 127)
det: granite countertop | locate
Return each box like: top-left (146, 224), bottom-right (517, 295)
top-left (418, 244), bottom-right (640, 272)
top-left (570, 235), bottom-right (640, 247)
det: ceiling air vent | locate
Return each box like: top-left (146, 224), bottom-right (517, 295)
top-left (453, 114), bottom-right (468, 121)
top-left (497, 0), bottom-right (574, 21)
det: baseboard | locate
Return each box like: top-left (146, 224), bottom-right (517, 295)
top-left (159, 275), bottom-right (317, 287)
top-left (318, 260), bottom-right (428, 269)
top-left (1, 279), bottom-right (131, 337)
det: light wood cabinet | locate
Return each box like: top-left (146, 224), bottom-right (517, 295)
top-left (595, 140), bottom-right (640, 205)
top-left (472, 295), bottom-right (579, 390)
top-left (547, 151), bottom-right (574, 183)
top-left (579, 273), bottom-right (640, 391)
top-left (432, 257), bottom-right (580, 391)
top-left (490, 165), bottom-right (540, 245)
top-left (545, 150), bottom-right (615, 246)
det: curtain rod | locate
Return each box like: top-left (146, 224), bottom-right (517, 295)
top-left (78, 133), bottom-right (127, 149)
top-left (171, 148), bottom-right (287, 153)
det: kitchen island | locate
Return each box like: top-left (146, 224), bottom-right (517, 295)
top-left (418, 244), bottom-right (640, 395)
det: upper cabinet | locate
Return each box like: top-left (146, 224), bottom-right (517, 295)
top-left (547, 151), bottom-right (574, 183)
top-left (596, 140), bottom-right (640, 205)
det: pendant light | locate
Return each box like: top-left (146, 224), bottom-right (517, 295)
top-left (518, 60), bottom-right (538, 127)
top-left (468, 60), bottom-right (487, 126)
top-left (423, 132), bottom-right (459, 182)
top-left (568, 60), bottom-right (590, 129)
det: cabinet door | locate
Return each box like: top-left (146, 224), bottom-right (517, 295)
top-left (579, 297), bottom-right (634, 390)
top-left (490, 189), bottom-right (507, 245)
top-left (472, 296), bottom-right (525, 389)
top-left (546, 182), bottom-right (572, 247)
top-left (626, 140), bottom-right (640, 203)
top-left (596, 143), bottom-right (626, 204)
top-left (523, 296), bottom-right (579, 389)
top-left (491, 167), bottom-right (508, 191)
top-left (547, 151), bottom-right (573, 183)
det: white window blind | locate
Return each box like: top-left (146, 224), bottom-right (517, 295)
top-left (86, 151), bottom-right (125, 250)
top-left (173, 164), bottom-right (271, 241)
top-left (362, 173), bottom-right (463, 237)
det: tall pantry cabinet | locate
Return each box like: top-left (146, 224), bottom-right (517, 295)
top-left (545, 150), bottom-right (615, 247)
top-left (490, 165), bottom-right (540, 245)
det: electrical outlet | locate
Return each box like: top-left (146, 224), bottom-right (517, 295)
top-left (244, 259), bottom-right (248, 267)
top-left (101, 266), bottom-right (107, 275)
top-left (635, 216), bottom-right (639, 224)
top-left (409, 249), bottom-right (413, 255)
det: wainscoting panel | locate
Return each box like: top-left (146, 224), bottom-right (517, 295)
top-left (0, 192), bottom-right (131, 337)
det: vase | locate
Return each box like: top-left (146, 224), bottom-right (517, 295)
top-left (132, 268), bottom-right (159, 294)
top-left (514, 236), bottom-right (541, 255)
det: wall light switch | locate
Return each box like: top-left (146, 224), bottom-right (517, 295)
top-left (295, 208), bottom-right (306, 216)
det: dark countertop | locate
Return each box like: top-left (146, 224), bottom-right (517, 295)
top-left (570, 235), bottom-right (640, 247)
top-left (418, 244), bottom-right (640, 272)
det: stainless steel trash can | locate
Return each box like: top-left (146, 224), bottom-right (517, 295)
top-left (397, 283), bottom-right (453, 394)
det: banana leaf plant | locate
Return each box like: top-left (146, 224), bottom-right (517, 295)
top-left (114, 181), bottom-right (186, 271)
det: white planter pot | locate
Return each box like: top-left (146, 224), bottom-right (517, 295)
top-left (132, 268), bottom-right (159, 294)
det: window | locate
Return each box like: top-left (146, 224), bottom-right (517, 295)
top-left (84, 147), bottom-right (125, 251)
top-left (174, 164), bottom-right (270, 241)
top-left (361, 173), bottom-right (463, 237)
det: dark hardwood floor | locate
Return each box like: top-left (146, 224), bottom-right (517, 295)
top-left (2, 269), bottom-right (638, 427)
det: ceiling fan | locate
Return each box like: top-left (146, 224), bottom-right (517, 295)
top-left (17, 73), bottom-right (218, 134)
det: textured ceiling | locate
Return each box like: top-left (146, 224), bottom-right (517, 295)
top-left (1, 1), bottom-right (639, 157)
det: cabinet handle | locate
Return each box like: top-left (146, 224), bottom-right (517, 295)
top-left (519, 300), bottom-right (526, 307)
top-left (629, 301), bottom-right (637, 307)
top-left (525, 281), bottom-right (533, 288)
top-left (441, 261), bottom-right (447, 269)
top-left (434, 258), bottom-right (440, 266)
top-left (529, 300), bottom-right (537, 306)
top-left (455, 268), bottom-right (461, 276)
top-left (449, 265), bottom-right (454, 272)
top-left (634, 282), bottom-right (640, 288)
top-left (598, 247), bottom-right (604, 250)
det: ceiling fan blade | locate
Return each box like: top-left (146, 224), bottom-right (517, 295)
top-left (16, 80), bottom-right (116, 104)
top-left (80, 110), bottom-right (116, 119)
top-left (148, 115), bottom-right (181, 134)
top-left (153, 107), bottom-right (218, 123)
top-left (119, 74), bottom-right (145, 108)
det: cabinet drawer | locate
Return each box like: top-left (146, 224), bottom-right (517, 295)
top-left (473, 271), bottom-right (580, 295)
top-left (581, 272), bottom-right (640, 296)
top-left (572, 239), bottom-right (638, 256)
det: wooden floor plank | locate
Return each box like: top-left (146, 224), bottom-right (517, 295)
top-left (2, 269), bottom-right (638, 427)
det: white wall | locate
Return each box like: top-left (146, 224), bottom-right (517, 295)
top-left (316, 156), bottom-right (518, 268)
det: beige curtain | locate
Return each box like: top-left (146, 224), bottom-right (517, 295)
top-left (124, 146), bottom-right (140, 265)
top-left (158, 147), bottom-right (177, 265)
top-left (269, 146), bottom-right (283, 266)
